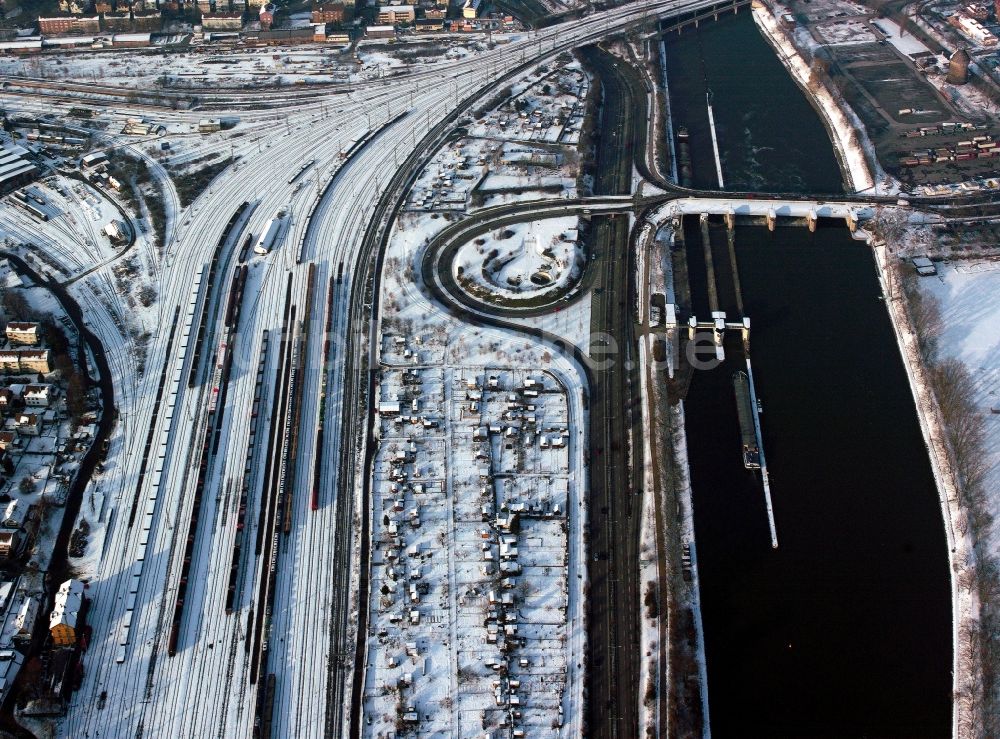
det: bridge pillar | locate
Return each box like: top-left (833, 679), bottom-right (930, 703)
top-left (807, 209), bottom-right (817, 233)
top-left (688, 316), bottom-right (697, 341)
top-left (766, 208), bottom-right (776, 232)
top-left (725, 208), bottom-right (736, 232)
top-left (742, 317), bottom-right (750, 344)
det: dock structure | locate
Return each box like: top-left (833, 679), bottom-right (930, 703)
top-left (745, 358), bottom-right (778, 548)
top-left (706, 92), bottom-right (725, 188)
top-left (700, 213), bottom-right (720, 313)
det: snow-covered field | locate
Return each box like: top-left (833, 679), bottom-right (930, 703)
top-left (919, 259), bottom-right (1000, 556)
top-left (363, 362), bottom-right (575, 736)
top-left (366, 80), bottom-right (593, 728)
top-left (468, 60), bottom-right (589, 146)
top-left (871, 18), bottom-right (933, 58)
top-left (454, 216), bottom-right (582, 300)
top-left (814, 18), bottom-right (878, 46)
top-left (403, 62), bottom-right (588, 215)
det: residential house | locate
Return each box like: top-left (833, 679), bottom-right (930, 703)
top-left (377, 4), bottom-right (414, 23)
top-left (49, 579), bottom-right (85, 647)
top-left (23, 385), bottom-right (51, 408)
top-left (38, 16), bottom-right (101, 34)
top-left (4, 323), bottom-right (39, 346)
top-left (16, 413), bottom-right (40, 436)
top-left (201, 11), bottom-right (243, 30)
top-left (311, 2), bottom-right (345, 23)
top-left (13, 597), bottom-right (38, 640)
top-left (0, 531), bottom-right (20, 558)
top-left (18, 350), bottom-right (51, 374)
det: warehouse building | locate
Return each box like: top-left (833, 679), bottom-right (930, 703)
top-left (0, 144), bottom-right (39, 195)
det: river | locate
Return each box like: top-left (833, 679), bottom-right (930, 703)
top-left (666, 13), bottom-right (952, 738)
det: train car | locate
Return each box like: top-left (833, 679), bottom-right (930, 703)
top-left (239, 233), bottom-right (254, 264)
top-left (24, 202), bottom-right (48, 221)
top-left (254, 673), bottom-right (276, 739)
top-left (254, 216), bottom-right (284, 256)
top-left (287, 159), bottom-right (315, 185)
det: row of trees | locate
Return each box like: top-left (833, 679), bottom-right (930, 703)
top-left (899, 266), bottom-right (999, 738)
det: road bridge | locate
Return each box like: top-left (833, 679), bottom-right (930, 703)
top-left (649, 196), bottom-right (875, 232)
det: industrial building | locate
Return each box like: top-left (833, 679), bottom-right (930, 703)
top-left (377, 4), bottom-right (414, 24)
top-left (0, 144), bottom-right (39, 195)
top-left (366, 24), bottom-right (396, 38)
top-left (311, 2), bottom-right (346, 23)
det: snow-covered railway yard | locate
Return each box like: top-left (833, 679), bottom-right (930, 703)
top-left (0, 177), bottom-right (128, 279)
top-left (0, 0), bottom-right (720, 733)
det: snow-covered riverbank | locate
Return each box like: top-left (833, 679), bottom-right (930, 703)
top-left (752, 2), bottom-right (880, 194)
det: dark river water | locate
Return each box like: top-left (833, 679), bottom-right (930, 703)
top-left (664, 11), bottom-right (844, 193)
top-left (666, 13), bottom-right (952, 738)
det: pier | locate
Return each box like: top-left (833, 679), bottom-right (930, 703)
top-left (672, 214), bottom-right (779, 548)
top-left (745, 358), bottom-right (778, 548)
top-left (706, 92), bottom-right (726, 188)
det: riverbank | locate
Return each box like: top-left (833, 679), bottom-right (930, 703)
top-left (751, 1), bottom-right (879, 194)
top-left (872, 242), bottom-right (984, 739)
top-left (636, 220), bottom-right (709, 739)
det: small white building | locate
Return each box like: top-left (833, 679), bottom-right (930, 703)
top-left (2, 500), bottom-right (25, 529)
top-left (13, 596), bottom-right (38, 638)
top-left (15, 413), bottom-right (40, 436)
top-left (23, 384), bottom-right (52, 407)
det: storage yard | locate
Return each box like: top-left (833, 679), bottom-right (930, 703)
top-left (367, 61), bottom-right (595, 731)
top-left (777, 0), bottom-right (1000, 189)
top-left (403, 57), bottom-right (589, 213)
top-left (363, 359), bottom-right (578, 736)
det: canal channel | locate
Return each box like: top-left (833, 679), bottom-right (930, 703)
top-left (665, 12), bottom-right (952, 738)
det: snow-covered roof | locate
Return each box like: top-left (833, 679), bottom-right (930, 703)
top-left (50, 579), bottom-right (85, 632)
top-left (14, 597), bottom-right (37, 634)
top-left (0, 40), bottom-right (42, 50)
top-left (43, 36), bottom-right (96, 46)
